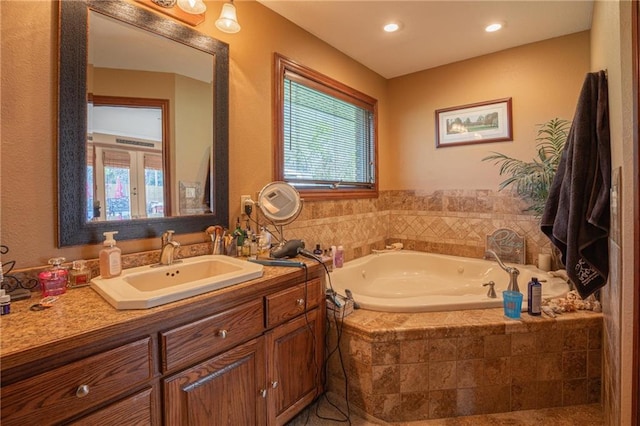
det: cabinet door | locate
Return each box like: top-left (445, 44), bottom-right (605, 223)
top-left (164, 337), bottom-right (266, 426)
top-left (266, 308), bottom-right (324, 426)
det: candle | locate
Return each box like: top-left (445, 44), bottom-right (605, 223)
top-left (538, 253), bottom-right (552, 272)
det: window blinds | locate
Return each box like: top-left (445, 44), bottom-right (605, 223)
top-left (283, 72), bottom-right (374, 188)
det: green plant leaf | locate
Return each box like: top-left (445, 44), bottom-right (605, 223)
top-left (481, 118), bottom-right (570, 218)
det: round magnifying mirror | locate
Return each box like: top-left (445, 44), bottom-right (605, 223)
top-left (257, 181), bottom-right (302, 224)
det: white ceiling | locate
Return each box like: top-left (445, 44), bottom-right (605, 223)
top-left (257, 0), bottom-right (594, 79)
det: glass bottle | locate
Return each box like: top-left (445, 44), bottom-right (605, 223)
top-left (38, 257), bottom-right (69, 297)
top-left (68, 260), bottom-right (91, 288)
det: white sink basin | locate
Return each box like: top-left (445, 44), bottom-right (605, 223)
top-left (90, 255), bottom-right (264, 310)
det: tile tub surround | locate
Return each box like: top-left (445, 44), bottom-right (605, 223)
top-left (326, 309), bottom-right (602, 422)
top-left (285, 189), bottom-right (552, 266)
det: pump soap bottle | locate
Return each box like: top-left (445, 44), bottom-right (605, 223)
top-left (100, 231), bottom-right (122, 278)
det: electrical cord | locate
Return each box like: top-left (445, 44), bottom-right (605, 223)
top-left (296, 254), bottom-right (352, 425)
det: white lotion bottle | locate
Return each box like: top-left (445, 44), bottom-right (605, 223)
top-left (99, 231), bottom-right (122, 278)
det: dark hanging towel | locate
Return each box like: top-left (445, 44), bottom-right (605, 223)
top-left (540, 70), bottom-right (611, 299)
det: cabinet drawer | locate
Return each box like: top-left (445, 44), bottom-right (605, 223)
top-left (266, 278), bottom-right (322, 328)
top-left (1, 338), bottom-right (152, 426)
top-left (161, 299), bottom-right (264, 372)
top-left (68, 387), bottom-right (155, 425)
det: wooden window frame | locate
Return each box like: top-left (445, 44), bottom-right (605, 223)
top-left (273, 53), bottom-right (379, 200)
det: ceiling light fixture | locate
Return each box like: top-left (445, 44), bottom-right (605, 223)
top-left (383, 22), bottom-right (401, 33)
top-left (215, 0), bottom-right (241, 34)
top-left (485, 23), bottom-right (503, 33)
top-left (177, 0), bottom-right (206, 14)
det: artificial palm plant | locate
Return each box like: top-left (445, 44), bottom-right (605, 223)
top-left (482, 117), bottom-right (571, 217)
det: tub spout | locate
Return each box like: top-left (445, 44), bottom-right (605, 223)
top-left (484, 250), bottom-right (520, 292)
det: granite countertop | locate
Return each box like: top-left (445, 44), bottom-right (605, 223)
top-left (0, 258), bottom-right (326, 369)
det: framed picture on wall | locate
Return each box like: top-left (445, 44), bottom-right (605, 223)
top-left (435, 97), bottom-right (513, 148)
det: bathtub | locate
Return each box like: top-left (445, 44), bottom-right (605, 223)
top-left (329, 250), bottom-right (570, 312)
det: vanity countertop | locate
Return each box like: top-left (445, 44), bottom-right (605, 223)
top-left (0, 258), bottom-right (327, 372)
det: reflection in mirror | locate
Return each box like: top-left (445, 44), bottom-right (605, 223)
top-left (88, 10), bottom-right (214, 220)
top-left (88, 95), bottom-right (169, 221)
top-left (58, 0), bottom-right (229, 246)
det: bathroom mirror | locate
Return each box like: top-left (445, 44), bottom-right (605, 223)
top-left (58, 0), bottom-right (229, 246)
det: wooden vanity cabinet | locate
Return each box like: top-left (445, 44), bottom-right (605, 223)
top-left (0, 268), bottom-right (325, 426)
top-left (162, 277), bottom-right (324, 426)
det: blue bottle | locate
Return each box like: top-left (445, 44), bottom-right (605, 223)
top-left (527, 277), bottom-right (542, 316)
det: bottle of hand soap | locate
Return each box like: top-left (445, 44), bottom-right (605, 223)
top-left (99, 231), bottom-right (122, 278)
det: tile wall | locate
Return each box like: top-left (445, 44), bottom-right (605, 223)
top-left (326, 309), bottom-right (603, 421)
top-left (287, 189), bottom-right (552, 266)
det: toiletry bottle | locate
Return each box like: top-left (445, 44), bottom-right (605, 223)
top-left (241, 231), bottom-right (251, 256)
top-left (313, 244), bottom-right (323, 256)
top-left (68, 260), bottom-right (91, 288)
top-left (335, 245), bottom-right (344, 268)
top-left (99, 231), bottom-right (122, 278)
top-left (258, 227), bottom-right (271, 255)
top-left (330, 245), bottom-right (337, 266)
top-left (233, 218), bottom-right (244, 252)
top-left (38, 257), bottom-right (69, 297)
top-left (250, 236), bottom-right (258, 258)
top-left (0, 289), bottom-right (11, 315)
top-left (527, 277), bottom-right (542, 316)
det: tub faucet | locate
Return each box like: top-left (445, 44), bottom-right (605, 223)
top-left (484, 250), bottom-right (520, 292)
top-left (159, 230), bottom-right (181, 265)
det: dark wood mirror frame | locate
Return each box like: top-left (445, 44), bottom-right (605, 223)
top-left (58, 0), bottom-right (229, 247)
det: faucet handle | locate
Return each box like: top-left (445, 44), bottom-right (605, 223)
top-left (482, 281), bottom-right (497, 298)
top-left (162, 230), bottom-right (175, 243)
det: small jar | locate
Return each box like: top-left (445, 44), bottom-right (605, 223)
top-left (68, 260), bottom-right (91, 288)
top-left (38, 257), bottom-right (69, 297)
top-left (0, 289), bottom-right (11, 316)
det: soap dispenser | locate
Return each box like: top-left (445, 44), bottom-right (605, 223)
top-left (99, 231), bottom-right (122, 278)
top-left (38, 257), bottom-right (69, 297)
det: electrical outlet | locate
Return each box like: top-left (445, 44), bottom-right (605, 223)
top-left (240, 195), bottom-right (252, 213)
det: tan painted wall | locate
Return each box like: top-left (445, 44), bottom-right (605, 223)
top-left (590, 1), bottom-right (634, 425)
top-left (0, 0), bottom-right (388, 267)
top-left (387, 31), bottom-right (590, 191)
top-left (0, 2), bottom-right (599, 287)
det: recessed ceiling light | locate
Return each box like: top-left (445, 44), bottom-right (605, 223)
top-left (383, 22), bottom-right (401, 33)
top-left (485, 23), bottom-right (503, 32)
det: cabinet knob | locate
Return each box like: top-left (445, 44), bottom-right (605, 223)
top-left (259, 389), bottom-right (267, 398)
top-left (75, 384), bottom-right (90, 398)
top-left (218, 329), bottom-right (228, 339)
top-left (271, 381), bottom-right (279, 389)
top-left (296, 298), bottom-right (305, 306)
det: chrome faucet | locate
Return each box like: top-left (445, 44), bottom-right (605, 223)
top-left (485, 250), bottom-right (520, 292)
top-left (159, 230), bottom-right (181, 265)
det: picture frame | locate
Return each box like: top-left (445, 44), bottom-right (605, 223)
top-left (435, 97), bottom-right (513, 148)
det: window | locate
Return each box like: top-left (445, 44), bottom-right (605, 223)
top-left (274, 54), bottom-right (378, 199)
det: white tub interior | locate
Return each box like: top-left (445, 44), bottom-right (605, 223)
top-left (329, 251), bottom-right (570, 312)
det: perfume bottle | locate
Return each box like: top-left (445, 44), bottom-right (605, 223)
top-left (68, 260), bottom-right (91, 288)
top-left (38, 257), bottom-right (69, 297)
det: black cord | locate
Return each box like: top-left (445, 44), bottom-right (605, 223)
top-left (297, 256), bottom-right (352, 425)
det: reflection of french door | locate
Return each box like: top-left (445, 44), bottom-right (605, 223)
top-left (92, 146), bottom-right (163, 220)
